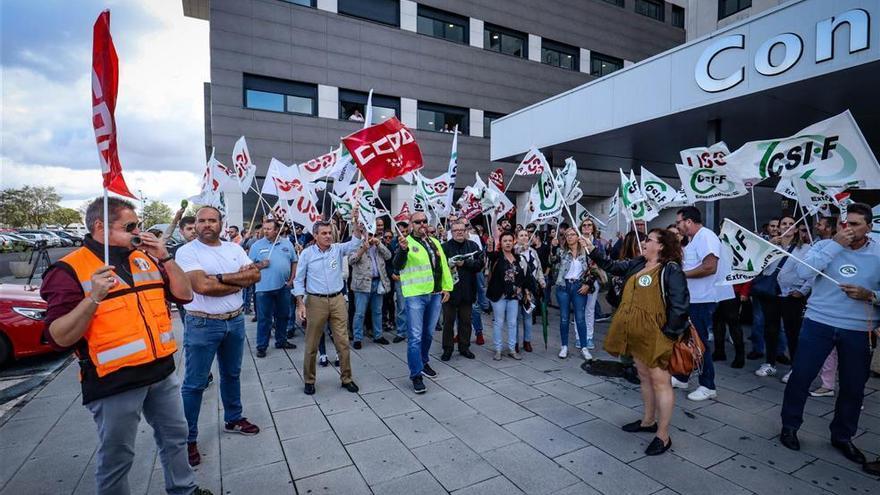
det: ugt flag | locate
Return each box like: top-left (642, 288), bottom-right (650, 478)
top-left (343, 117), bottom-right (423, 187)
top-left (718, 219), bottom-right (788, 284)
top-left (92, 10), bottom-right (136, 198)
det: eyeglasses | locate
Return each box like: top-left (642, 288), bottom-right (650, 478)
top-left (451, 229), bottom-right (466, 233)
top-left (120, 222), bottom-right (138, 233)
top-left (411, 219), bottom-right (427, 225)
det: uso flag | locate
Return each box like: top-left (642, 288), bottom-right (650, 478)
top-left (92, 10), bottom-right (136, 199)
top-left (342, 117), bottom-right (423, 188)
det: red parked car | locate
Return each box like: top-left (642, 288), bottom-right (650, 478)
top-left (0, 284), bottom-right (55, 365)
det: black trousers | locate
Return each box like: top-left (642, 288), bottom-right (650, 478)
top-left (712, 298), bottom-right (744, 359)
top-left (779, 295), bottom-right (806, 362)
top-left (442, 302), bottom-right (472, 353)
top-left (757, 295), bottom-right (784, 365)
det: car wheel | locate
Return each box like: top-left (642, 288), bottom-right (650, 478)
top-left (0, 334), bottom-right (12, 367)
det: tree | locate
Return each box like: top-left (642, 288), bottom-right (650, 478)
top-left (0, 186), bottom-right (61, 227)
top-left (51, 208), bottom-right (84, 227)
top-left (142, 200), bottom-right (173, 228)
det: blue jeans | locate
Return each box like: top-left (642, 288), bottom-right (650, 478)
top-left (518, 305), bottom-right (533, 343)
top-left (354, 279), bottom-right (383, 341)
top-left (181, 314), bottom-right (246, 442)
top-left (781, 319), bottom-right (871, 441)
top-left (255, 288), bottom-right (290, 351)
top-left (556, 282), bottom-right (587, 347)
top-left (476, 271), bottom-right (490, 310)
top-left (750, 299), bottom-right (789, 356)
top-left (675, 302), bottom-right (717, 390)
top-left (404, 293), bottom-right (442, 379)
top-left (394, 282), bottom-right (408, 337)
top-left (492, 298), bottom-right (519, 351)
top-left (472, 302), bottom-right (484, 335)
top-left (242, 285), bottom-right (254, 312)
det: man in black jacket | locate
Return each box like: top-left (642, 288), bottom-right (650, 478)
top-left (440, 220), bottom-right (483, 360)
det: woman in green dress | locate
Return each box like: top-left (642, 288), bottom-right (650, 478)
top-left (586, 228), bottom-right (690, 455)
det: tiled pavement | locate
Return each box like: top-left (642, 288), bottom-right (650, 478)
top-left (1, 311), bottom-right (879, 494)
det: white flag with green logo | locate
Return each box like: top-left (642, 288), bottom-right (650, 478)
top-left (774, 177), bottom-right (798, 200)
top-left (718, 219), bottom-right (789, 285)
top-left (557, 158), bottom-right (582, 206)
top-left (724, 110), bottom-right (880, 188)
top-left (328, 192), bottom-right (353, 221)
top-left (792, 176), bottom-right (850, 215)
top-left (354, 181), bottom-right (378, 234)
top-left (620, 169), bottom-right (658, 222)
top-left (640, 167), bottom-right (681, 207)
top-left (575, 203), bottom-right (606, 227)
top-left (527, 169), bottom-right (564, 224)
top-left (676, 163), bottom-right (748, 203)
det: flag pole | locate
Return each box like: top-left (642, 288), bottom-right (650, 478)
top-left (780, 248), bottom-right (839, 286)
top-left (103, 188), bottom-right (110, 265)
top-left (750, 185), bottom-right (758, 232)
top-left (779, 209), bottom-right (810, 237)
top-left (375, 195), bottom-right (403, 237)
top-left (801, 205), bottom-right (814, 244)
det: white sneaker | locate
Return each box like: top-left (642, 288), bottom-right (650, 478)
top-left (581, 348), bottom-right (592, 361)
top-left (671, 376), bottom-right (689, 389)
top-left (558, 346), bottom-right (568, 359)
top-left (687, 386), bottom-right (717, 401)
top-left (810, 387), bottom-right (834, 397)
top-left (755, 363), bottom-right (777, 377)
top-left (780, 370), bottom-right (791, 383)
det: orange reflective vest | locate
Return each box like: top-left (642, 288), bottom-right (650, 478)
top-left (60, 248), bottom-right (177, 378)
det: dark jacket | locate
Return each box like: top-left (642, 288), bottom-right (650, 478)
top-left (441, 239), bottom-right (483, 305)
top-left (485, 251), bottom-right (525, 302)
top-left (589, 250), bottom-right (690, 340)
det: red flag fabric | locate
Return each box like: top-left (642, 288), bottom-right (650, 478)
top-left (489, 168), bottom-right (505, 190)
top-left (394, 201), bottom-right (411, 223)
top-left (92, 10), bottom-right (136, 198)
top-left (342, 117), bottom-right (423, 187)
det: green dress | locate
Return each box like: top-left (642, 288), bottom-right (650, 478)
top-left (604, 264), bottom-right (674, 369)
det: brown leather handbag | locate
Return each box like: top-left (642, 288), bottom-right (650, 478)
top-left (668, 322), bottom-right (705, 376)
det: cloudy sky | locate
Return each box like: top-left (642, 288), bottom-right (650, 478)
top-left (1, 0), bottom-right (209, 209)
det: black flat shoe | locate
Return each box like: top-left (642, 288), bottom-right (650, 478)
top-left (303, 383), bottom-right (316, 395)
top-left (460, 350), bottom-right (475, 359)
top-left (621, 420), bottom-right (658, 433)
top-left (644, 436), bottom-right (671, 456)
top-left (780, 428), bottom-right (799, 451)
top-left (275, 341), bottom-right (296, 349)
top-left (341, 381), bottom-right (360, 393)
top-left (831, 440), bottom-right (866, 464)
top-left (441, 350), bottom-right (452, 361)
top-left (393, 335), bottom-right (406, 343)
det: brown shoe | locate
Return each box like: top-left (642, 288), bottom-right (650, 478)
top-left (523, 341), bottom-right (533, 353)
top-left (224, 418), bottom-right (260, 435)
top-left (188, 442), bottom-right (201, 466)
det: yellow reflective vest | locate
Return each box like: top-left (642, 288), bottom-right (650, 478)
top-left (399, 235), bottom-right (452, 297)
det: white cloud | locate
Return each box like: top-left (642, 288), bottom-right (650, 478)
top-left (1, 1), bottom-right (210, 210)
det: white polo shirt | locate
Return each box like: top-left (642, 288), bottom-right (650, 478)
top-left (176, 239), bottom-right (251, 313)
top-left (683, 226), bottom-right (728, 304)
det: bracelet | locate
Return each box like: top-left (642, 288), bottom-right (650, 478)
top-left (157, 254), bottom-right (174, 263)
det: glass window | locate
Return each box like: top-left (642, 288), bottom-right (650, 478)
top-left (671, 5), bottom-right (685, 28)
top-left (416, 5), bottom-right (468, 44)
top-left (541, 39), bottom-right (578, 71)
top-left (417, 102), bottom-right (469, 134)
top-left (338, 0), bottom-right (399, 27)
top-left (338, 89), bottom-right (400, 124)
top-left (590, 52), bottom-right (623, 77)
top-left (483, 24), bottom-right (527, 59)
top-left (599, 0), bottom-right (624, 6)
top-left (635, 0), bottom-right (665, 22)
top-left (243, 74), bottom-right (317, 115)
top-left (718, 0), bottom-right (751, 19)
top-left (281, 0), bottom-right (315, 7)
top-left (483, 112), bottom-right (504, 138)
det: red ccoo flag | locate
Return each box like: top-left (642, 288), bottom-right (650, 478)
top-left (92, 10), bottom-right (136, 199)
top-left (342, 117), bottom-right (423, 188)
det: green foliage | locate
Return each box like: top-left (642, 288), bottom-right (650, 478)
top-left (0, 186), bottom-right (62, 227)
top-left (142, 200), bottom-right (174, 228)
top-left (50, 208), bottom-right (84, 227)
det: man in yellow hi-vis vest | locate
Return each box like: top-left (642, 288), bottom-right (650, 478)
top-left (392, 212), bottom-right (453, 394)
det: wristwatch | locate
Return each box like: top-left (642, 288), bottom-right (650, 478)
top-left (216, 273), bottom-right (226, 284)
top-left (157, 254), bottom-right (174, 264)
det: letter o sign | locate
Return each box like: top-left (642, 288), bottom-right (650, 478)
top-left (754, 33), bottom-right (803, 76)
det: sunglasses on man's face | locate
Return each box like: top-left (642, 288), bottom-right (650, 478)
top-left (411, 219), bottom-right (427, 225)
top-left (120, 222), bottom-right (138, 233)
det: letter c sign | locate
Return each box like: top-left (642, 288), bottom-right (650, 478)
top-left (695, 35), bottom-right (745, 93)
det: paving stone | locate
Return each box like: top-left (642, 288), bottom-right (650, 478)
top-left (576, 398), bottom-right (637, 426)
top-left (667, 404), bottom-right (725, 436)
top-left (500, 364), bottom-right (558, 385)
top-left (440, 413), bottom-right (520, 454)
top-left (220, 426), bottom-right (285, 476)
top-left (630, 452), bottom-right (749, 495)
top-left (666, 429), bottom-right (735, 468)
top-left (281, 430), bottom-right (351, 480)
top-left (488, 377), bottom-right (547, 403)
top-left (465, 393), bottom-right (534, 425)
top-left (314, 386), bottom-right (368, 416)
top-left (325, 405), bottom-right (391, 444)
top-left (0, 416), bottom-right (54, 451)
top-left (794, 429), bottom-right (877, 477)
top-left (294, 465), bottom-right (371, 495)
top-left (264, 384), bottom-right (317, 412)
top-left (436, 374), bottom-right (494, 400)
top-left (345, 434), bottom-right (423, 486)
top-left (696, 402), bottom-right (780, 439)
top-left (222, 460), bottom-right (294, 493)
top-left (714, 388), bottom-right (778, 414)
top-left (451, 475), bottom-right (525, 495)
top-left (412, 437), bottom-right (499, 491)
top-left (702, 425), bottom-right (814, 473)
top-left (534, 379), bottom-right (601, 405)
top-left (361, 388), bottom-right (420, 418)
top-left (546, 366), bottom-right (607, 388)
top-left (520, 396), bottom-right (594, 428)
top-left (371, 469), bottom-right (448, 495)
top-left (714, 373), bottom-right (763, 394)
top-left (556, 446), bottom-right (663, 495)
top-left (710, 455), bottom-right (825, 495)
top-left (384, 409), bottom-right (454, 448)
top-left (2, 446), bottom-right (92, 495)
top-left (5, 394), bottom-right (76, 422)
top-left (273, 404), bottom-right (331, 440)
top-left (451, 361), bottom-right (514, 383)
top-left (504, 416), bottom-right (587, 458)
top-left (548, 482), bottom-right (601, 495)
top-left (567, 418), bottom-right (648, 462)
top-left (412, 388), bottom-right (477, 421)
top-left (584, 381), bottom-right (644, 408)
top-left (350, 369), bottom-right (396, 392)
top-left (483, 442), bottom-right (580, 495)
top-left (791, 459), bottom-right (879, 495)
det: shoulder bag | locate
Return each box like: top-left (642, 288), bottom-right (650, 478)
top-left (660, 262), bottom-right (705, 376)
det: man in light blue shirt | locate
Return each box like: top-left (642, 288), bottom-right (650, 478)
top-left (249, 219), bottom-right (298, 358)
top-left (780, 203), bottom-right (880, 463)
top-left (294, 218), bottom-right (363, 395)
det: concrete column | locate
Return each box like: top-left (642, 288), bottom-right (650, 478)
top-left (528, 34), bottom-right (541, 62)
top-left (316, 0), bottom-right (337, 14)
top-left (390, 184), bottom-right (416, 220)
top-left (469, 18), bottom-right (484, 48)
top-left (400, 97), bottom-right (418, 128)
top-left (579, 48), bottom-right (591, 74)
top-left (469, 109), bottom-right (484, 138)
top-left (225, 192), bottom-right (244, 230)
top-left (400, 0), bottom-right (417, 32)
top-left (317, 85), bottom-right (338, 119)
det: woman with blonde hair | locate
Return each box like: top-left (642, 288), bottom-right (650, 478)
top-left (555, 229), bottom-right (600, 360)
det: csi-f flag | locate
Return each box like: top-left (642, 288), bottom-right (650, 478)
top-left (528, 169), bottom-right (564, 224)
top-left (515, 147), bottom-right (549, 176)
top-left (676, 163), bottom-right (748, 203)
top-left (724, 110), bottom-right (880, 188)
top-left (620, 170), bottom-right (658, 222)
top-left (640, 168), bottom-right (681, 207)
top-left (343, 117), bottom-right (423, 188)
top-left (558, 157), bottom-right (582, 206)
top-left (328, 192), bottom-right (353, 221)
top-left (608, 189), bottom-right (619, 223)
top-left (792, 176), bottom-right (850, 215)
top-left (718, 219), bottom-right (789, 284)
